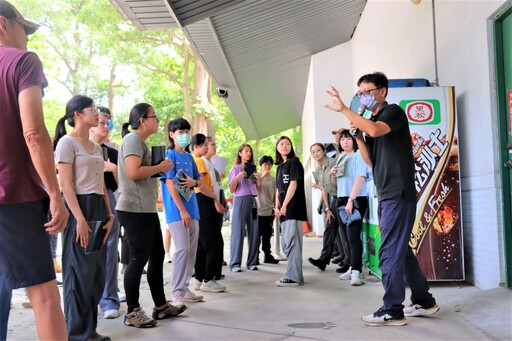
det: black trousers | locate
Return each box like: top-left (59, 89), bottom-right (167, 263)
top-left (258, 215), bottom-right (274, 258)
top-left (216, 211), bottom-right (224, 278)
top-left (195, 193), bottom-right (223, 281)
top-left (337, 196), bottom-right (368, 272)
top-left (120, 226), bottom-right (130, 265)
top-left (318, 197), bottom-right (341, 265)
top-left (116, 211), bottom-right (166, 313)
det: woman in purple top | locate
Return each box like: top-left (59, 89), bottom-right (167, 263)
top-left (228, 144), bottom-right (260, 272)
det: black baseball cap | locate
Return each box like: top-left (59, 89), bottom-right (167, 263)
top-left (0, 1), bottom-right (40, 35)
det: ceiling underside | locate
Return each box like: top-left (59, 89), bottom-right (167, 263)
top-left (111, 0), bottom-right (367, 139)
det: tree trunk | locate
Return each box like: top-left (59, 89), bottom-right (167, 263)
top-left (192, 55), bottom-right (214, 137)
top-left (107, 64), bottom-right (116, 113)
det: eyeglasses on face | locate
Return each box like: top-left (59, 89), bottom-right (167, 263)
top-left (356, 87), bottom-right (383, 98)
top-left (145, 115), bottom-right (160, 122)
top-left (81, 107), bottom-right (100, 114)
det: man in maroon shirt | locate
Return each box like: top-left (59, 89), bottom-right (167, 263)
top-left (0, 1), bottom-right (68, 339)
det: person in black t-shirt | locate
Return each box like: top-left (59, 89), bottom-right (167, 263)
top-left (274, 136), bottom-right (307, 287)
top-left (325, 72), bottom-right (438, 327)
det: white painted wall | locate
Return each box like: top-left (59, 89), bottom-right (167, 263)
top-left (303, 0), bottom-right (507, 289)
top-left (302, 42), bottom-right (353, 234)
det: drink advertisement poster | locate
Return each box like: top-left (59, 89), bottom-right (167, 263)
top-left (386, 86), bottom-right (464, 281)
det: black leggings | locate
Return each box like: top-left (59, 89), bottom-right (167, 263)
top-left (195, 193), bottom-right (223, 281)
top-left (116, 211), bottom-right (166, 313)
top-left (337, 196), bottom-right (368, 272)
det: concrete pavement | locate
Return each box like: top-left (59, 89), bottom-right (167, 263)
top-left (8, 235), bottom-right (512, 340)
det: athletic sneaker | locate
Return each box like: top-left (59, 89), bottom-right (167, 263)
top-left (124, 307), bottom-right (157, 328)
top-left (338, 267), bottom-right (352, 280)
top-left (193, 279), bottom-right (202, 291)
top-left (248, 266), bottom-right (258, 271)
top-left (231, 267), bottom-right (242, 272)
top-left (152, 301), bottom-right (187, 320)
top-left (183, 290), bottom-right (204, 302)
top-left (403, 303), bottom-right (440, 317)
top-left (275, 278), bottom-right (300, 287)
top-left (200, 280), bottom-right (226, 293)
top-left (104, 309), bottom-right (119, 319)
top-left (361, 308), bottom-right (407, 326)
top-left (350, 270), bottom-right (362, 286)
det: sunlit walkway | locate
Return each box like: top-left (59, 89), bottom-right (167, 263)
top-left (8, 233), bottom-right (511, 340)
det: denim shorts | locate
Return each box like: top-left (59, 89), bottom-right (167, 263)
top-left (0, 197), bottom-right (55, 289)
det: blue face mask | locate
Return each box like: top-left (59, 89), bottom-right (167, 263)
top-left (176, 133), bottom-right (191, 148)
top-left (108, 119), bottom-right (114, 131)
top-left (360, 93), bottom-right (380, 111)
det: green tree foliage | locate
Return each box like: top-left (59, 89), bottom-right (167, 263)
top-left (12, 0), bottom-right (302, 174)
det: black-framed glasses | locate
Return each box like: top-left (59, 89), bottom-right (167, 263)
top-left (356, 87), bottom-right (382, 98)
top-left (145, 115), bottom-right (160, 122)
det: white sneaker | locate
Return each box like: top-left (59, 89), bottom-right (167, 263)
top-left (338, 266), bottom-right (352, 280)
top-left (361, 308), bottom-right (407, 326)
top-left (104, 309), bottom-right (120, 319)
top-left (231, 267), bottom-right (241, 272)
top-left (200, 280), bottom-right (226, 293)
top-left (118, 291), bottom-right (126, 302)
top-left (193, 279), bottom-right (202, 291)
top-left (350, 270), bottom-right (362, 286)
top-left (183, 290), bottom-right (204, 302)
top-left (403, 303), bottom-right (440, 317)
top-left (171, 294), bottom-right (185, 307)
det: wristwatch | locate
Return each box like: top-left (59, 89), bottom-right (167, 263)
top-left (348, 197), bottom-right (355, 203)
top-left (194, 181), bottom-right (199, 188)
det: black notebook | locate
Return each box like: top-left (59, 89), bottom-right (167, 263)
top-left (85, 221), bottom-right (106, 254)
top-left (244, 163), bottom-right (257, 179)
top-left (151, 146), bottom-right (166, 178)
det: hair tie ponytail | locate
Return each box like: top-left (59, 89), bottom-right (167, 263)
top-left (121, 122), bottom-right (131, 138)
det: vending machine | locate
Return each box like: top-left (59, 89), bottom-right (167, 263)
top-left (363, 85), bottom-right (464, 281)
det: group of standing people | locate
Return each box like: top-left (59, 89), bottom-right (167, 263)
top-left (0, 3), bottom-right (440, 340)
top-left (228, 137), bottom-right (308, 287)
top-left (308, 128), bottom-right (369, 286)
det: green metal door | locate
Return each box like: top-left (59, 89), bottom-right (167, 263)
top-left (495, 3), bottom-right (512, 287)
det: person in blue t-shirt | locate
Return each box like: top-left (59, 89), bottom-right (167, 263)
top-left (161, 118), bottom-right (204, 306)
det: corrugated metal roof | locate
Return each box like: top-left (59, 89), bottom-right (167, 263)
top-left (111, 0), bottom-right (367, 139)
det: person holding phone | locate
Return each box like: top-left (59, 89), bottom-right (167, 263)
top-left (229, 144), bottom-right (260, 272)
top-left (53, 95), bottom-right (114, 341)
top-left (116, 103), bottom-right (185, 329)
